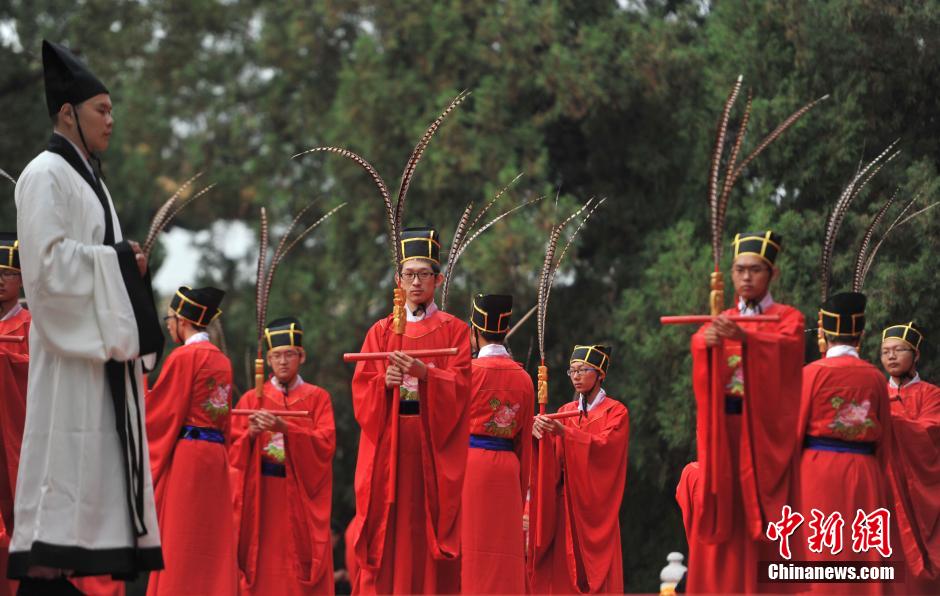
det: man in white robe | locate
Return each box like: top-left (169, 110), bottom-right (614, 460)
top-left (10, 40), bottom-right (164, 589)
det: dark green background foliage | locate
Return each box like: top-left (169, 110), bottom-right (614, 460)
top-left (2, 1), bottom-right (938, 591)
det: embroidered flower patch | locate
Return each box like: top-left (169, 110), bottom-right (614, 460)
top-left (202, 377), bottom-right (232, 420)
top-left (483, 399), bottom-right (521, 437)
top-left (263, 432), bottom-right (286, 462)
top-left (827, 396), bottom-right (875, 440)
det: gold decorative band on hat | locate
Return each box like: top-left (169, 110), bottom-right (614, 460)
top-left (264, 325), bottom-right (304, 351)
top-left (882, 321), bottom-right (922, 350)
top-left (172, 287), bottom-right (221, 327)
top-left (570, 345), bottom-right (609, 372)
top-left (0, 241), bottom-right (18, 271)
top-left (732, 231), bottom-right (780, 265)
top-left (471, 302), bottom-right (512, 334)
top-left (400, 236), bottom-right (442, 265)
top-left (819, 308), bottom-right (865, 337)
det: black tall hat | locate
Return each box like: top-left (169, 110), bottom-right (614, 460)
top-left (732, 230), bottom-right (782, 266)
top-left (471, 294), bottom-right (513, 336)
top-left (0, 233), bottom-right (19, 272)
top-left (400, 227), bottom-right (441, 266)
top-left (264, 317), bottom-right (304, 351)
top-left (820, 292), bottom-right (866, 337)
top-left (42, 40), bottom-right (109, 117)
top-left (882, 322), bottom-right (924, 351)
top-left (570, 344), bottom-right (612, 376)
top-left (169, 286), bottom-right (225, 327)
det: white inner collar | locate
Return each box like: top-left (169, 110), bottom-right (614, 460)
top-left (889, 372), bottom-right (921, 389)
top-left (184, 331), bottom-right (210, 345)
top-left (1, 303), bottom-right (23, 322)
top-left (579, 387), bottom-right (607, 413)
top-left (406, 300), bottom-right (439, 322)
top-left (826, 344), bottom-right (859, 359)
top-left (737, 292), bottom-right (775, 315)
top-left (477, 343), bottom-right (510, 358)
top-left (271, 374), bottom-right (304, 393)
top-left (54, 131), bottom-right (96, 177)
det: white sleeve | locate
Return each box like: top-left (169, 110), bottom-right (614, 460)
top-left (15, 163), bottom-right (140, 363)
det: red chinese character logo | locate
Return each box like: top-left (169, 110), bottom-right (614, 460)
top-left (851, 508), bottom-right (892, 557)
top-left (807, 509), bottom-right (844, 555)
top-left (766, 505), bottom-right (804, 560)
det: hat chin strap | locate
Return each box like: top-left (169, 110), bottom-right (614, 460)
top-left (72, 104), bottom-right (103, 179)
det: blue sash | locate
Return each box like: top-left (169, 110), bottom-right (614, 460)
top-left (178, 425), bottom-right (225, 444)
top-left (261, 460), bottom-right (286, 478)
top-left (804, 435), bottom-right (875, 455)
top-left (469, 434), bottom-right (514, 451)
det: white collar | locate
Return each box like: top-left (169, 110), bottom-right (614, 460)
top-left (579, 387), bottom-right (607, 413)
top-left (271, 374), bottom-right (304, 393)
top-left (406, 300), bottom-right (438, 322)
top-left (184, 331), bottom-right (210, 345)
top-left (54, 131), bottom-right (96, 177)
top-left (1, 303), bottom-right (23, 322)
top-left (826, 344), bottom-right (859, 359)
top-left (889, 372), bottom-right (921, 389)
top-left (737, 292), bottom-right (775, 315)
top-left (477, 343), bottom-right (510, 358)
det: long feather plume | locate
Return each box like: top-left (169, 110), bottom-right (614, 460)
top-left (536, 199), bottom-right (598, 362)
top-left (394, 90), bottom-right (471, 247)
top-left (820, 142), bottom-right (900, 301)
top-left (446, 201), bottom-right (475, 274)
top-left (144, 182), bottom-right (216, 258)
top-left (861, 196), bottom-right (938, 284)
top-left (709, 75), bottom-right (743, 268)
top-left (0, 168), bottom-right (15, 185)
top-left (852, 189), bottom-right (898, 292)
top-left (293, 146), bottom-right (396, 265)
top-left (255, 208), bottom-right (269, 350)
top-left (143, 173), bottom-right (204, 256)
top-left (440, 194), bottom-right (545, 310)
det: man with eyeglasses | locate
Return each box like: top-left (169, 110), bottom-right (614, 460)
top-left (230, 316), bottom-right (336, 595)
top-left (349, 226), bottom-right (471, 594)
top-left (145, 286), bottom-right (237, 595)
top-left (530, 344), bottom-right (628, 593)
top-left (676, 231), bottom-right (805, 593)
top-left (880, 322), bottom-right (940, 594)
top-left (461, 294), bottom-right (533, 594)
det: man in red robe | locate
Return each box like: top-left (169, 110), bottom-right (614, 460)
top-left (880, 322), bottom-right (940, 594)
top-left (349, 226), bottom-right (471, 594)
top-left (461, 293), bottom-right (533, 594)
top-left (675, 231), bottom-right (804, 593)
top-left (793, 291), bottom-right (893, 594)
top-left (0, 233), bottom-right (26, 596)
top-left (145, 286), bottom-right (237, 595)
top-left (230, 316), bottom-right (336, 595)
top-left (530, 343), bottom-right (629, 593)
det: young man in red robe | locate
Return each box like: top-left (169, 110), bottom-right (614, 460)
top-left (530, 344), bottom-right (629, 593)
top-left (0, 233), bottom-right (26, 596)
top-left (880, 322), bottom-right (940, 594)
top-left (794, 292), bottom-right (893, 595)
top-left (675, 230), bottom-right (804, 593)
top-left (230, 316), bottom-right (336, 594)
top-left (461, 293), bottom-right (533, 594)
top-left (145, 286), bottom-right (237, 595)
top-left (349, 226), bottom-right (471, 594)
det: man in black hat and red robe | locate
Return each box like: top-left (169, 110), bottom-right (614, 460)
top-left (11, 40), bottom-right (163, 591)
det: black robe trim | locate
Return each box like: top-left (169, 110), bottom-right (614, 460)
top-left (8, 542), bottom-right (163, 580)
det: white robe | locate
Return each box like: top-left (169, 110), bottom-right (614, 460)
top-left (11, 143), bottom-right (162, 577)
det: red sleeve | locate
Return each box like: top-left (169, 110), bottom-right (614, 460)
top-left (0, 352), bottom-right (28, 529)
top-left (418, 320), bottom-right (472, 560)
top-left (146, 348), bottom-right (195, 490)
top-left (527, 423), bottom-right (560, 577)
top-left (351, 320), bottom-right (392, 444)
top-left (284, 387), bottom-right (336, 586)
top-left (737, 307), bottom-right (805, 539)
top-left (890, 384), bottom-right (940, 580)
top-left (559, 403), bottom-right (629, 592)
top-left (515, 375), bottom-right (535, 505)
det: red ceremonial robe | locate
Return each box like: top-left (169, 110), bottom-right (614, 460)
top-left (0, 307), bottom-right (28, 596)
top-left (677, 302), bottom-right (804, 593)
top-left (349, 308), bottom-right (471, 594)
top-left (460, 351), bottom-right (534, 594)
top-left (230, 378), bottom-right (336, 595)
top-left (886, 378), bottom-right (940, 594)
top-left (528, 395), bottom-right (629, 594)
top-left (145, 339), bottom-right (237, 596)
top-left (794, 353), bottom-right (893, 595)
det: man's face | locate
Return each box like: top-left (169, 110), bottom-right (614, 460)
top-left (164, 309), bottom-right (182, 344)
top-left (60, 94), bottom-right (113, 153)
top-left (731, 254), bottom-right (775, 302)
top-left (0, 270), bottom-right (23, 303)
top-left (267, 348), bottom-right (304, 384)
top-left (880, 337), bottom-right (917, 378)
top-left (396, 261), bottom-right (441, 307)
top-left (568, 363), bottom-right (601, 395)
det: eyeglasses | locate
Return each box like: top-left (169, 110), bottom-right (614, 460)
top-left (270, 350), bottom-right (301, 361)
top-left (162, 315), bottom-right (179, 322)
top-left (567, 367), bottom-right (597, 378)
top-left (880, 347), bottom-right (913, 357)
top-left (732, 265), bottom-right (770, 276)
top-left (400, 271), bottom-right (436, 283)
top-left (0, 270), bottom-right (21, 279)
